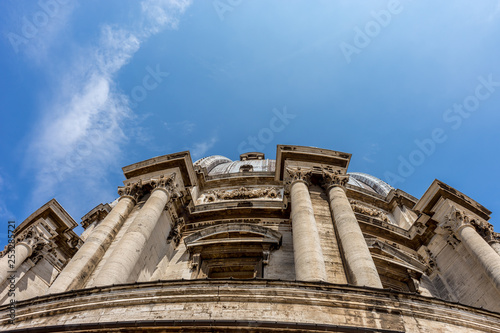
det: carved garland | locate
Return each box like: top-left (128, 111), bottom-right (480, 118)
top-left (203, 187), bottom-right (282, 203)
top-left (348, 199), bottom-right (390, 223)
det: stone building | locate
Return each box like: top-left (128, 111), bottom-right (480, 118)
top-left (1, 145), bottom-right (500, 332)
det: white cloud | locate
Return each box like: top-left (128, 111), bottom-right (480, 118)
top-left (190, 136), bottom-right (218, 160)
top-left (25, 0), bottom-right (192, 213)
top-left (141, 0), bottom-right (192, 33)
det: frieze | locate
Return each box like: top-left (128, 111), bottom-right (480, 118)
top-left (349, 200), bottom-right (390, 223)
top-left (201, 187), bottom-right (282, 203)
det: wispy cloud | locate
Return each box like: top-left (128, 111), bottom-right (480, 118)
top-left (25, 0), bottom-right (192, 213)
top-left (190, 136), bottom-right (218, 160)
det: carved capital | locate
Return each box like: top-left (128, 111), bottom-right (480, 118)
top-left (488, 232), bottom-right (500, 245)
top-left (470, 218), bottom-right (495, 242)
top-left (151, 173), bottom-right (178, 196)
top-left (284, 167), bottom-right (312, 193)
top-left (16, 226), bottom-right (49, 247)
top-left (118, 180), bottom-right (144, 203)
top-left (441, 207), bottom-right (476, 235)
top-left (322, 169), bottom-right (349, 190)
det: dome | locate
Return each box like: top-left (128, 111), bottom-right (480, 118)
top-left (193, 155), bottom-right (232, 173)
top-left (196, 156), bottom-right (393, 197)
top-left (209, 159), bottom-right (276, 175)
top-left (349, 172), bottom-right (394, 197)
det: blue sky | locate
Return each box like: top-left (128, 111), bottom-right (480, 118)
top-left (1, 0), bottom-right (500, 246)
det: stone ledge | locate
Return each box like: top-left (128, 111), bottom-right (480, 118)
top-left (1, 280), bottom-right (499, 332)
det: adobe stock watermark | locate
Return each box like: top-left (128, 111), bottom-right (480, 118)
top-left (339, 0), bottom-right (408, 64)
top-left (384, 74), bottom-right (500, 186)
top-left (237, 106), bottom-right (296, 154)
top-left (7, 0), bottom-right (72, 54)
top-left (213, 0), bottom-right (243, 21)
top-left (129, 64), bottom-right (169, 108)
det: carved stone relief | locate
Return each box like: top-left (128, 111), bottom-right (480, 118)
top-left (200, 187), bottom-right (282, 203)
top-left (349, 199), bottom-right (390, 224)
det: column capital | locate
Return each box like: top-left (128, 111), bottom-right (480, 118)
top-left (118, 180), bottom-right (144, 203)
top-left (284, 167), bottom-right (312, 193)
top-left (322, 169), bottom-right (349, 191)
top-left (441, 207), bottom-right (476, 235)
top-left (14, 226), bottom-right (53, 264)
top-left (488, 233), bottom-right (500, 246)
top-left (151, 173), bottom-right (179, 197)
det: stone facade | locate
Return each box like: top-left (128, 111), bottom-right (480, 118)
top-left (1, 145), bottom-right (500, 332)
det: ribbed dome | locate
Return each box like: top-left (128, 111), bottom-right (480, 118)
top-left (193, 155), bottom-right (232, 173)
top-left (349, 172), bottom-right (394, 196)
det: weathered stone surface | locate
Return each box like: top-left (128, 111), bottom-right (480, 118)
top-left (1, 146), bottom-right (500, 332)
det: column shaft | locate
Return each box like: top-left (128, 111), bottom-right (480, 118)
top-left (459, 227), bottom-right (500, 291)
top-left (48, 196), bottom-right (136, 293)
top-left (291, 181), bottom-right (327, 282)
top-left (93, 189), bottom-right (169, 286)
top-left (327, 186), bottom-right (382, 288)
top-left (0, 242), bottom-right (32, 284)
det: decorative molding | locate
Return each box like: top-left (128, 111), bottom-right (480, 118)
top-left (322, 168), bottom-right (349, 190)
top-left (349, 200), bottom-right (390, 223)
top-left (203, 187), bottom-right (282, 203)
top-left (167, 217), bottom-right (185, 246)
top-left (417, 247), bottom-right (437, 275)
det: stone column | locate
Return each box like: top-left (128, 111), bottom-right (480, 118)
top-left (0, 240), bottom-right (33, 284)
top-left (444, 208), bottom-right (500, 291)
top-left (48, 182), bottom-right (142, 294)
top-left (287, 167), bottom-right (327, 282)
top-left (324, 170), bottom-right (383, 288)
top-left (92, 174), bottom-right (176, 287)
